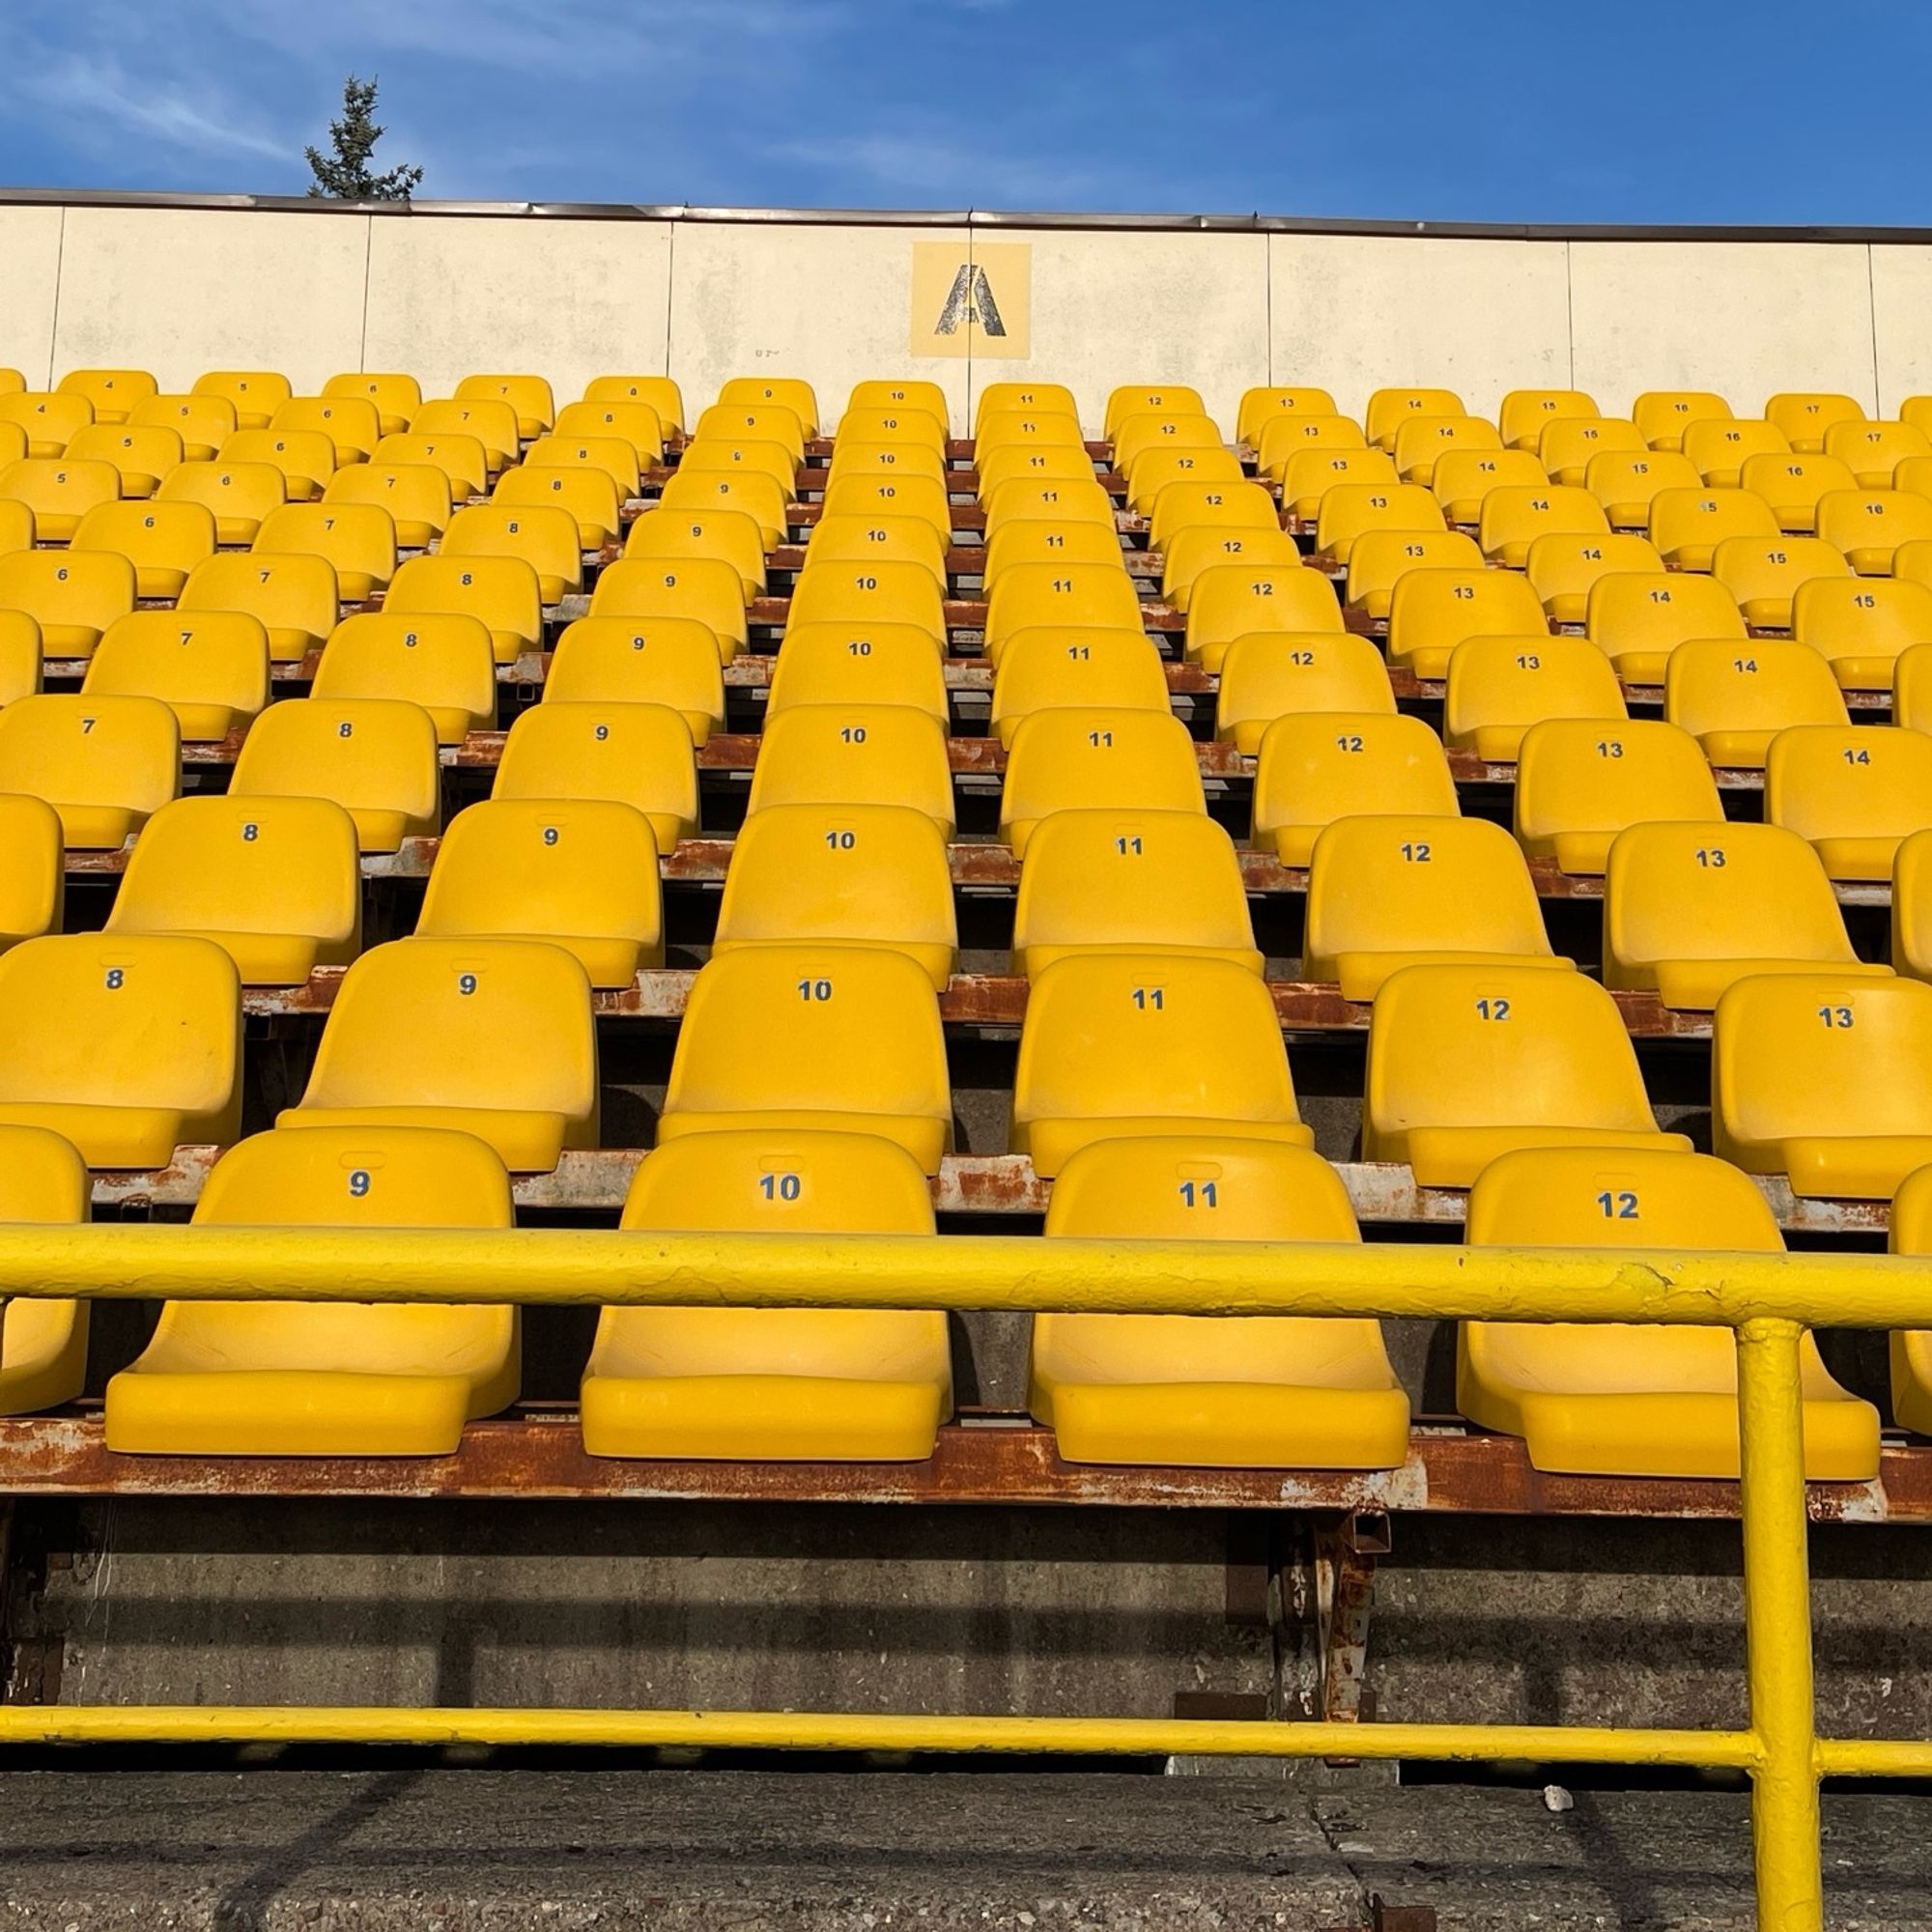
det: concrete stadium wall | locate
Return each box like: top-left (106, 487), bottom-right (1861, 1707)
top-left (2, 198), bottom-right (1929, 434)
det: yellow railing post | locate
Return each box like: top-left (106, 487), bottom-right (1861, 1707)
top-left (1736, 1316), bottom-right (1825, 1932)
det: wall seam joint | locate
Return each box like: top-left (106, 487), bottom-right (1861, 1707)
top-left (357, 217), bottom-right (375, 374)
top-left (43, 206), bottom-right (68, 388)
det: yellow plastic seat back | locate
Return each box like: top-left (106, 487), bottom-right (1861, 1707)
top-left (254, 501), bottom-right (398, 602)
top-left (763, 620), bottom-right (947, 725)
top-left (1103, 385), bottom-right (1205, 440)
top-left (1364, 962), bottom-right (1689, 1187)
top-left (72, 499), bottom-right (215, 599)
top-left (440, 502), bottom-right (581, 603)
top-left (0, 932), bottom-right (241, 1166)
top-left (1146, 477), bottom-right (1279, 553)
top-left (1215, 633), bottom-right (1395, 754)
top-left (718, 378), bottom-right (817, 438)
top-left (178, 551), bottom-right (339, 663)
top-left (1711, 533), bottom-right (1851, 628)
top-left (1793, 576), bottom-right (1932, 690)
top-left (371, 432), bottom-right (488, 503)
top-left (1257, 412), bottom-right (1368, 482)
top-left (590, 555), bottom-right (748, 660)
top-left (976, 443), bottom-right (1096, 506)
top-left (456, 374), bottom-right (554, 440)
top-left (1343, 528), bottom-right (1483, 619)
top-left (1523, 531), bottom-right (1663, 625)
top-left (826, 440), bottom-right (946, 486)
top-left (1253, 712), bottom-right (1458, 868)
top-left (988, 629), bottom-right (1169, 747)
top-left (625, 505), bottom-right (767, 596)
top-left (272, 396), bottom-right (380, 466)
top-left (58, 368), bottom-right (156, 425)
top-left (1766, 392), bottom-right (1866, 453)
top-left (1124, 446), bottom-right (1243, 517)
top-left (1634, 391), bottom-right (1732, 450)
top-left (661, 944), bottom-right (951, 1172)
top-left (976, 383), bottom-right (1078, 434)
top-left (1236, 386), bottom-right (1338, 447)
top-left (1161, 524), bottom-right (1300, 611)
top-left (1365, 388), bottom-right (1466, 451)
top-left (552, 402), bottom-right (663, 467)
top-left (1889, 827), bottom-right (1932, 981)
top-left (1000, 707), bottom-right (1203, 857)
top-left (847, 379), bottom-right (951, 433)
top-left (810, 512), bottom-right (947, 586)
top-left (1183, 561), bottom-right (1341, 671)
top-left (415, 396), bottom-right (519, 471)
top-left (982, 561), bottom-right (1140, 661)
top-left (696, 402), bottom-right (806, 463)
top-left (1385, 564), bottom-right (1548, 679)
top-left (546, 615), bottom-right (725, 743)
top-left (1428, 448), bottom-right (1545, 525)
top-left (192, 371), bottom-right (291, 432)
top-left (493, 701), bottom-right (696, 853)
top-left (1536, 418), bottom-right (1644, 488)
top-left (1476, 483), bottom-right (1608, 568)
top-left (1889, 640), bottom-right (1932, 733)
top-left (791, 558), bottom-right (947, 647)
top-left (1278, 446), bottom-right (1399, 521)
top-left (83, 610), bottom-right (270, 741)
top-left (1443, 634), bottom-right (1627, 763)
top-left (0, 609), bottom-right (38, 708)
top-left (1514, 719), bottom-right (1722, 875)
top-left (385, 554), bottom-right (543, 664)
top-left (713, 802), bottom-right (955, 990)
top-left (1816, 488), bottom-right (1932, 575)
top-left (495, 464), bottom-right (621, 550)
top-left (1499, 389), bottom-right (1599, 452)
top-left (1585, 449), bottom-right (1701, 529)
top-left (1738, 452), bottom-right (1859, 534)
top-left (1714, 973), bottom-right (1932, 1197)
top-left (1306, 814), bottom-right (1561, 999)
top-left (281, 937), bottom-right (595, 1171)
top-left (0, 793), bottom-right (61, 950)
top-left (1664, 638), bottom-right (1849, 768)
top-left (587, 375), bottom-right (684, 433)
top-left (1825, 419), bottom-right (1932, 488)
top-left (0, 692), bottom-right (178, 847)
top-left (1766, 724), bottom-right (1932, 881)
top-left (0, 1123), bottom-right (91, 1418)
top-left (1683, 417), bottom-right (1790, 488)
top-left (981, 476), bottom-right (1114, 534)
top-left (1604, 820), bottom-right (1874, 1009)
top-left (676, 439), bottom-right (796, 502)
top-left (747, 704), bottom-right (953, 838)
top-left (0, 392), bottom-right (93, 457)
top-left (313, 611), bottom-right (496, 746)
top-left (323, 372), bottom-right (421, 437)
top-left (104, 794), bottom-right (360, 985)
top-left (0, 456), bottom-right (120, 540)
top-left (820, 472), bottom-right (949, 546)
top-left (978, 408), bottom-right (1087, 458)
top-left (230, 696), bottom-right (440, 853)
top-left (1648, 487), bottom-right (1780, 570)
top-left (1314, 482), bottom-right (1444, 562)
top-left (218, 428), bottom-right (335, 501)
top-left (1011, 809), bottom-right (1260, 979)
top-left (130, 393), bottom-right (235, 463)
top-left (0, 548), bottom-right (135, 656)
top-left (416, 796), bottom-right (662, 987)
top-left (1012, 952), bottom-right (1306, 1178)
top-left (1585, 569), bottom-right (1745, 683)
top-left (1113, 412), bottom-right (1223, 477)
top-left (1392, 413), bottom-right (1501, 486)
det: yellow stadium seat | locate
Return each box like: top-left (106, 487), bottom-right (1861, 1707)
top-left (547, 615), bottom-right (724, 743)
top-left (676, 438), bottom-right (796, 502)
top-left (1253, 711), bottom-right (1459, 867)
top-left (1365, 388), bottom-right (1466, 452)
top-left (1256, 413), bottom-right (1369, 483)
top-left (1429, 448), bottom-right (1547, 525)
top-left (1585, 569), bottom-right (1745, 683)
top-left (178, 551), bottom-right (337, 663)
top-left (0, 548), bottom-right (134, 656)
top-left (1633, 390), bottom-right (1732, 451)
top-left (1816, 488), bottom-right (1932, 575)
top-left (65, 423), bottom-right (182, 498)
top-left (583, 1128), bottom-right (950, 1463)
top-left (0, 932), bottom-right (240, 1166)
top-left (1584, 449), bottom-right (1701, 530)
top-left (385, 554), bottom-right (543, 665)
top-left (981, 476), bottom-right (1114, 534)
top-left (192, 371), bottom-right (290, 432)
top-left (0, 609), bottom-right (37, 707)
top-left (0, 493), bottom-right (30, 553)
top-left (1391, 413), bottom-right (1502, 486)
top-left (1112, 412), bottom-right (1223, 477)
top-left (323, 373), bottom-right (420, 437)
top-left (271, 396), bottom-right (379, 468)
top-left (713, 802), bottom-right (954, 990)
top-left (1314, 481), bottom-right (1444, 562)
top-left (747, 704), bottom-right (952, 838)
top-left (155, 460), bottom-right (286, 545)
top-left (1793, 576), bottom-right (1932, 690)
top-left (493, 464), bottom-right (620, 551)
top-left (1343, 528), bottom-right (1484, 620)
top-left (661, 944), bottom-right (949, 1170)
top-left (1365, 962), bottom-right (1690, 1187)
top-left (1737, 452), bottom-right (1860, 534)
top-left (982, 561), bottom-right (1140, 664)
top-left (826, 439), bottom-right (946, 487)
top-left (412, 399), bottom-right (517, 475)
top-left (976, 442), bottom-right (1098, 505)
top-left (789, 557), bottom-right (946, 648)
top-left (0, 1124), bottom-right (90, 1418)
top-left (0, 371), bottom-right (20, 395)
top-left (1891, 827), bottom-right (1932, 980)
top-left (0, 793), bottom-right (61, 950)
top-left (1385, 564), bottom-right (1548, 679)
top-left (586, 375), bottom-right (684, 434)
top-left (820, 472), bottom-right (950, 546)
top-left (1010, 809), bottom-right (1258, 980)
top-left (522, 434), bottom-right (642, 502)
top-left (1443, 634), bottom-right (1627, 761)
top-left (1160, 524), bottom-right (1300, 611)
top-left (1715, 973), bottom-right (1932, 1197)
top-left (1102, 385), bottom-right (1205, 440)
top-left (1711, 533), bottom-right (1852, 628)
top-left (1900, 397), bottom-right (1932, 441)
top-left (626, 502), bottom-right (769, 591)
top-left (1146, 476), bottom-right (1279, 552)
top-left (254, 501), bottom-right (397, 602)
top-left (1767, 392), bottom-right (1866, 453)
top-left (1012, 952), bottom-right (1307, 1178)
top-left (0, 393), bottom-right (92, 457)
top-left (0, 690), bottom-right (175, 847)
top-left (1514, 719), bottom-right (1723, 876)
top-left (977, 409), bottom-right (1087, 459)
top-left (1306, 814), bottom-right (1563, 999)
top-left (82, 610), bottom-right (269, 741)
top-left (219, 429), bottom-right (334, 501)
top-left (1032, 1137), bottom-right (1408, 1469)
top-left (1000, 707), bottom-right (1203, 857)
top-left (493, 701), bottom-right (696, 853)
top-left (1891, 640), bottom-right (1932, 734)
top-left (57, 368), bottom-right (156, 426)
top-left (1888, 1163), bottom-right (1932, 1434)
top-left (416, 797), bottom-right (661, 986)
top-left (1648, 486), bottom-right (1781, 572)
top-left (1823, 419), bottom-right (1931, 489)
top-left (1766, 724), bottom-right (1932, 881)
top-left (848, 378), bottom-right (951, 431)
top-left (976, 383), bottom-right (1077, 432)
top-left (981, 516), bottom-right (1130, 590)
top-left (719, 377), bottom-right (816, 438)
top-left (455, 374), bottom-right (554, 441)
top-left (1665, 638), bottom-right (1849, 766)
top-left (1236, 386), bottom-right (1339, 447)
top-left (988, 628), bottom-right (1169, 747)
top-left (103, 794), bottom-right (360, 984)
top-left (280, 937), bottom-right (595, 1171)
top-left (1214, 632), bottom-right (1393, 754)
top-left (810, 511), bottom-right (947, 587)
top-left (552, 401), bottom-right (664, 468)
top-left (1477, 483), bottom-right (1608, 569)
top-left (129, 393), bottom-right (235, 464)
top-left (230, 697), bottom-right (439, 854)
top-left (1524, 531), bottom-right (1664, 624)
top-left (71, 499), bottom-right (213, 600)
top-left (312, 611), bottom-right (495, 746)
top-left (1683, 417), bottom-right (1790, 488)
top-left (371, 431), bottom-right (488, 503)
top-left (764, 619), bottom-right (947, 724)
top-left (106, 1123), bottom-right (516, 1456)
top-left (1500, 389), bottom-right (1599, 452)
top-left (591, 555), bottom-right (748, 661)
top-left (440, 502), bottom-right (581, 603)
top-left (0, 456), bottom-right (118, 542)
top-left (1463, 1147), bottom-right (1875, 1478)
top-left (696, 403), bottom-right (807, 464)
top-left (1896, 538), bottom-right (1932, 600)
top-left (1277, 446), bottom-right (1399, 522)
top-left (1123, 447), bottom-right (1244, 517)
top-left (1536, 418), bottom-right (1644, 489)
top-left (1605, 820), bottom-right (1881, 1009)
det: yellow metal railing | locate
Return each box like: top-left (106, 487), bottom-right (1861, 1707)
top-left (4, 1223), bottom-right (1932, 1931)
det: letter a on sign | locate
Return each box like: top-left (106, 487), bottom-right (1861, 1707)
top-left (933, 264), bottom-right (1005, 336)
top-left (910, 242), bottom-right (1032, 359)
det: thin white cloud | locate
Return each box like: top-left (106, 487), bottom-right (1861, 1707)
top-left (770, 130), bottom-right (1099, 207)
top-left (20, 51), bottom-right (286, 162)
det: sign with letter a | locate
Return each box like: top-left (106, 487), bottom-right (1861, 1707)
top-left (910, 242), bottom-right (1032, 359)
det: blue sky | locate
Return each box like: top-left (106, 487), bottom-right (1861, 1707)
top-left (4, 0), bottom-right (1927, 224)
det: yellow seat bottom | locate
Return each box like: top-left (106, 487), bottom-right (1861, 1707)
top-left (1394, 1125), bottom-right (1693, 1191)
top-left (655, 1107), bottom-right (952, 1177)
top-left (276, 1103), bottom-right (576, 1174)
top-left (0, 1300), bottom-right (88, 1416)
top-left (105, 1367), bottom-right (486, 1456)
top-left (1013, 1115), bottom-right (1314, 1181)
